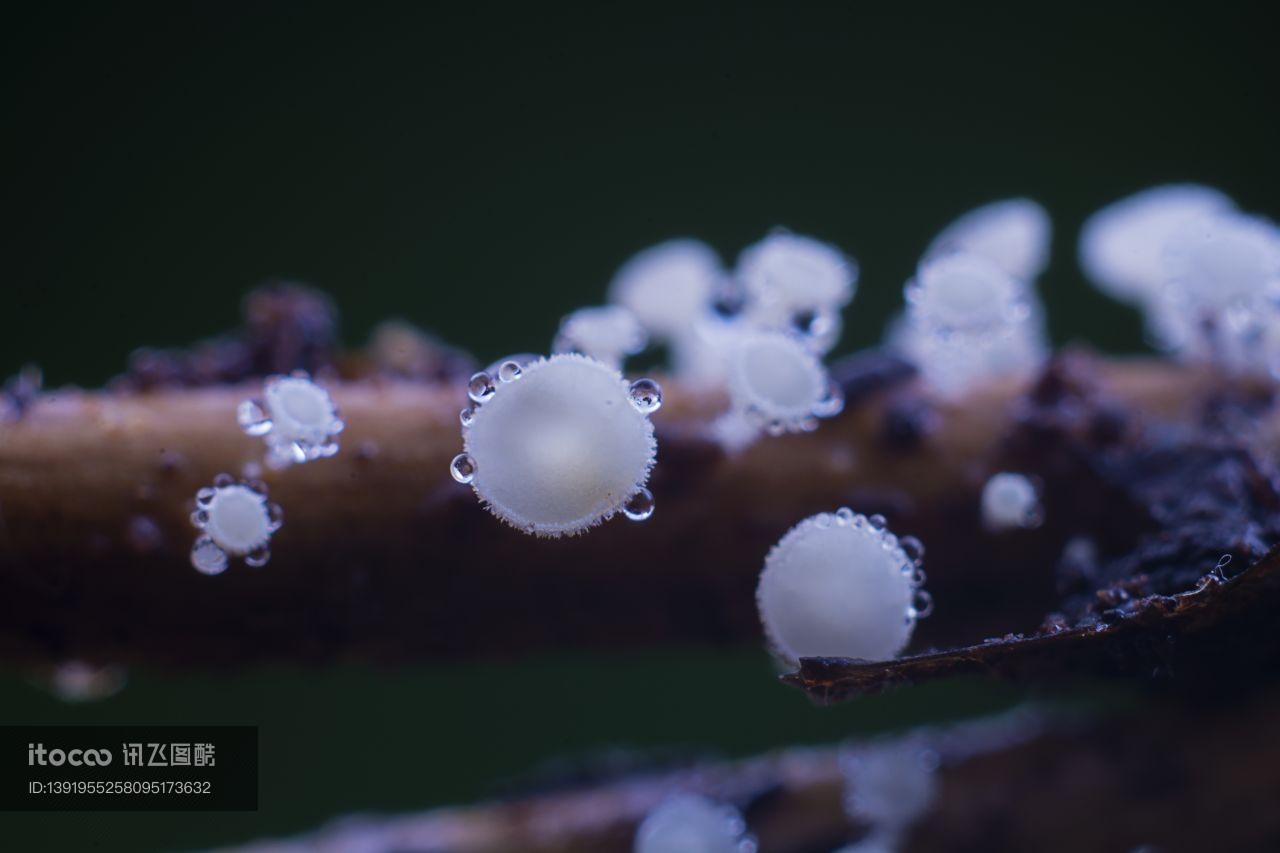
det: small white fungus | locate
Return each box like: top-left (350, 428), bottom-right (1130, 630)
top-left (736, 230), bottom-right (857, 353)
top-left (724, 330), bottom-right (842, 437)
top-left (1159, 211), bottom-right (1280, 370)
top-left (900, 252), bottom-right (1047, 398)
top-left (634, 794), bottom-right (757, 853)
top-left (1079, 183), bottom-right (1236, 306)
top-left (980, 472), bottom-right (1042, 532)
top-left (553, 305), bottom-right (648, 368)
top-left (925, 198), bottom-right (1051, 282)
top-left (609, 239), bottom-right (725, 341)
top-left (841, 736), bottom-right (940, 832)
top-left (190, 476), bottom-right (283, 573)
top-left (49, 661), bottom-right (127, 703)
top-left (238, 372), bottom-right (344, 470)
top-left (455, 353), bottom-right (660, 537)
top-left (757, 509), bottom-right (929, 664)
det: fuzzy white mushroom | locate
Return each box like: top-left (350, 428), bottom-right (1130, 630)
top-left (1160, 211), bottom-right (1280, 370)
top-left (900, 252), bottom-right (1047, 398)
top-left (453, 353), bottom-right (660, 537)
top-left (634, 794), bottom-right (757, 853)
top-left (238, 372), bottom-right (344, 469)
top-left (553, 305), bottom-right (648, 368)
top-left (736, 230), bottom-right (856, 353)
top-left (841, 736), bottom-right (940, 832)
top-left (609, 239), bottom-right (724, 340)
top-left (981, 472), bottom-right (1042, 532)
top-left (926, 198), bottom-right (1051, 282)
top-left (1079, 183), bottom-right (1236, 306)
top-left (48, 661), bottom-right (127, 703)
top-left (723, 329), bottom-right (842, 438)
top-left (190, 476), bottom-right (283, 574)
top-left (757, 509), bottom-right (929, 664)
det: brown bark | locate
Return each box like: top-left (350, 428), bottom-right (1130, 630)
top-left (0, 353), bottom-right (1263, 669)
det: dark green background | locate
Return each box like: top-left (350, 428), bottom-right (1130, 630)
top-left (1, 3), bottom-right (1275, 850)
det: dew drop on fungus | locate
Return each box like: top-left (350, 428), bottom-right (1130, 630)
top-left (981, 472), bottom-right (1042, 531)
top-left (623, 487), bottom-right (655, 521)
top-left (628, 378), bottom-right (663, 414)
top-left (450, 452), bottom-right (477, 484)
top-left (453, 353), bottom-right (659, 538)
top-left (757, 510), bottom-right (929, 664)
top-left (634, 794), bottom-right (757, 853)
top-left (240, 373), bottom-right (344, 469)
top-left (498, 361), bottom-right (523, 383)
top-left (468, 371), bottom-right (497, 404)
top-left (189, 479), bottom-right (279, 574)
top-left (459, 406), bottom-right (476, 427)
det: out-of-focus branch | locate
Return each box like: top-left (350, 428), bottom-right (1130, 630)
top-left (208, 693), bottom-right (1280, 853)
top-left (0, 350), bottom-right (1265, 668)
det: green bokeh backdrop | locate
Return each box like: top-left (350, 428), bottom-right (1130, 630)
top-left (2, 3), bottom-right (1275, 850)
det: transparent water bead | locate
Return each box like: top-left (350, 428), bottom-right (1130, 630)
top-left (926, 197), bottom-right (1051, 282)
top-left (981, 472), bottom-right (1042, 531)
top-left (727, 330), bottom-right (837, 435)
top-left (239, 372), bottom-right (344, 470)
top-left (190, 479), bottom-right (282, 574)
top-left (737, 230), bottom-right (857, 353)
top-left (1079, 183), bottom-right (1236, 305)
top-left (634, 794), bottom-right (757, 853)
top-left (623, 487), bottom-right (655, 521)
top-left (450, 452), bottom-right (477, 484)
top-left (841, 736), bottom-right (940, 831)
top-left (628, 378), bottom-right (663, 414)
top-left (455, 353), bottom-right (659, 538)
top-left (757, 509), bottom-right (928, 664)
top-left (553, 305), bottom-right (648, 368)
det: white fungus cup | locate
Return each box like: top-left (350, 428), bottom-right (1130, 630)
top-left (925, 197), bottom-right (1051, 283)
top-left (454, 353), bottom-right (660, 538)
top-left (633, 794), bottom-right (757, 853)
top-left (980, 472), bottom-right (1042, 532)
top-left (757, 509), bottom-right (928, 665)
top-left (725, 330), bottom-right (841, 436)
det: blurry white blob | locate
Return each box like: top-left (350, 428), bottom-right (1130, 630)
top-left (454, 354), bottom-right (659, 537)
top-left (1158, 211), bottom-right (1280, 371)
top-left (634, 794), bottom-right (757, 853)
top-left (238, 372), bottom-right (344, 470)
top-left (981, 472), bottom-right (1042, 531)
top-left (842, 736), bottom-right (940, 832)
top-left (899, 252), bottom-right (1047, 398)
top-left (49, 661), bottom-right (127, 703)
top-left (190, 476), bottom-right (283, 574)
top-left (926, 198), bottom-right (1051, 282)
top-left (757, 509), bottom-right (929, 665)
top-left (553, 305), bottom-right (648, 368)
top-left (1079, 184), bottom-right (1236, 306)
top-left (736, 230), bottom-right (857, 353)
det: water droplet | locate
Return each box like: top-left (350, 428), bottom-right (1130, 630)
top-left (911, 589), bottom-right (934, 618)
top-left (196, 487), bottom-right (217, 507)
top-left (765, 419), bottom-right (786, 437)
top-left (623, 487), bottom-right (655, 521)
top-left (213, 472), bottom-right (235, 488)
top-left (467, 372), bottom-right (496, 404)
top-left (190, 537), bottom-right (228, 575)
top-left (835, 507), bottom-right (855, 525)
top-left (900, 535), bottom-right (926, 565)
top-left (267, 502), bottom-right (284, 532)
top-left (190, 510), bottom-right (209, 527)
top-left (450, 453), bottom-right (477, 484)
top-left (628, 378), bottom-right (663, 414)
top-left (237, 399), bottom-right (273, 436)
top-left (244, 545), bottom-right (271, 568)
top-left (460, 406), bottom-right (476, 427)
top-left (498, 361), bottom-right (523, 383)
top-left (813, 380), bottom-right (845, 418)
top-left (868, 513), bottom-right (888, 530)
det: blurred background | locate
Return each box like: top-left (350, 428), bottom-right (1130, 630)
top-left (2, 3), bottom-right (1276, 850)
